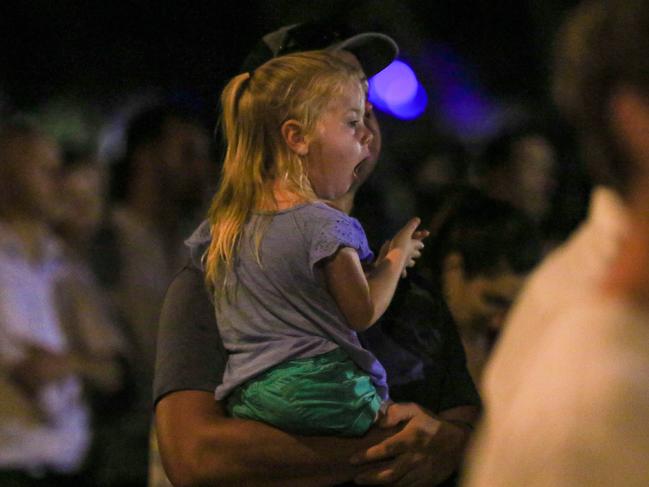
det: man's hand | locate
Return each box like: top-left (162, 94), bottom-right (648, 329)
top-left (350, 402), bottom-right (472, 486)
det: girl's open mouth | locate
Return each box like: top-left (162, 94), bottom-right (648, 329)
top-left (352, 159), bottom-right (367, 179)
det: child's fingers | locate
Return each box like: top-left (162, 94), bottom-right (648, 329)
top-left (413, 229), bottom-right (429, 241)
top-left (410, 239), bottom-right (425, 252)
top-left (399, 217), bottom-right (421, 237)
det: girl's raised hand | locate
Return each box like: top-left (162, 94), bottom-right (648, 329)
top-left (388, 218), bottom-right (429, 278)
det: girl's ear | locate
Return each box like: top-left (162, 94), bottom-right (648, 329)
top-left (281, 119), bottom-right (310, 156)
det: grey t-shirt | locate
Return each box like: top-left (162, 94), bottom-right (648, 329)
top-left (187, 202), bottom-right (388, 401)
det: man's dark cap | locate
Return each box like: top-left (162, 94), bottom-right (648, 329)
top-left (240, 21), bottom-right (399, 77)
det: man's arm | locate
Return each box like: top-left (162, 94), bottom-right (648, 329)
top-left (156, 390), bottom-right (393, 487)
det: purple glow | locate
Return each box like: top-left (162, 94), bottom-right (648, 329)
top-left (373, 61), bottom-right (418, 105)
top-left (391, 83), bottom-right (428, 120)
top-left (369, 60), bottom-right (427, 120)
top-left (426, 44), bottom-right (497, 139)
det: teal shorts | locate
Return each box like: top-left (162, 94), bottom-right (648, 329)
top-left (227, 348), bottom-right (382, 436)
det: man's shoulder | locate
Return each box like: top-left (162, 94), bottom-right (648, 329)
top-left (154, 262), bottom-right (223, 405)
top-left (164, 263), bottom-right (210, 308)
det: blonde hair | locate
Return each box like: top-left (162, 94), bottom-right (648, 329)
top-left (205, 50), bottom-right (363, 293)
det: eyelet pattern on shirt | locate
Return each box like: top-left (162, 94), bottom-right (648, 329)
top-left (312, 215), bottom-right (374, 264)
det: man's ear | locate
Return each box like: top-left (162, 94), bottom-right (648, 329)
top-left (610, 87), bottom-right (649, 171)
top-left (281, 119), bottom-right (310, 156)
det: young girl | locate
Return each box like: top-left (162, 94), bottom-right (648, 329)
top-left (204, 50), bottom-right (426, 436)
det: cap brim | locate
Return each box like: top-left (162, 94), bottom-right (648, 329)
top-left (331, 33), bottom-right (398, 77)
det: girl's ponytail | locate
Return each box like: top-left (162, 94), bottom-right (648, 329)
top-left (205, 71), bottom-right (259, 293)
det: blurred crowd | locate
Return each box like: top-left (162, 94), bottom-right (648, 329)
top-left (0, 6), bottom-right (596, 484)
top-left (0, 90), bottom-right (577, 485)
top-left (0, 105), bottom-right (215, 486)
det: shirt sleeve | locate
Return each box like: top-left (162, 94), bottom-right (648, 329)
top-left (152, 264), bottom-right (227, 406)
top-left (308, 211), bottom-right (374, 269)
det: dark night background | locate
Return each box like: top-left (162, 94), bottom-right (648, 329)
top-left (0, 1), bottom-right (579, 112)
top-left (0, 0), bottom-right (588, 240)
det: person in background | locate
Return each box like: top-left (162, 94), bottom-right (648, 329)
top-left (471, 125), bottom-right (558, 226)
top-left (464, 1), bottom-right (649, 485)
top-left (154, 21), bottom-right (480, 487)
top-left (415, 186), bottom-right (541, 385)
top-left (56, 149), bottom-right (108, 252)
top-left (0, 119), bottom-right (115, 486)
top-left (54, 148), bottom-right (137, 486)
top-left (98, 103), bottom-right (213, 485)
top-left (415, 138), bottom-right (472, 191)
top-left (107, 103), bottom-right (213, 384)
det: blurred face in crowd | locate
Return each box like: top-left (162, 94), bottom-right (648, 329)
top-left (156, 117), bottom-right (212, 208)
top-left (0, 133), bottom-right (62, 222)
top-left (512, 134), bottom-right (557, 220)
top-left (58, 160), bottom-right (106, 242)
top-left (442, 253), bottom-right (526, 337)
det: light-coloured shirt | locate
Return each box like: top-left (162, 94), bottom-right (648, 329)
top-left (482, 187), bottom-right (629, 412)
top-left (0, 224), bottom-right (90, 474)
top-left (464, 187), bottom-right (633, 486)
top-left (465, 297), bottom-right (649, 486)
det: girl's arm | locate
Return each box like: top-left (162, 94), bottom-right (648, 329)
top-left (324, 218), bottom-right (426, 331)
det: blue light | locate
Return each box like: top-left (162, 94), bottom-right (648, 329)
top-left (426, 44), bottom-right (498, 140)
top-left (369, 60), bottom-right (427, 120)
top-left (392, 83), bottom-right (428, 120)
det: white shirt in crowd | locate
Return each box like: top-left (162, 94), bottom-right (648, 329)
top-left (0, 224), bottom-right (90, 474)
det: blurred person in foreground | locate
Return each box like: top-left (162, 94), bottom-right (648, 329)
top-left (153, 21), bottom-right (480, 487)
top-left (0, 120), bottom-right (118, 486)
top-left (415, 187), bottom-right (541, 385)
top-left (464, 1), bottom-right (649, 485)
